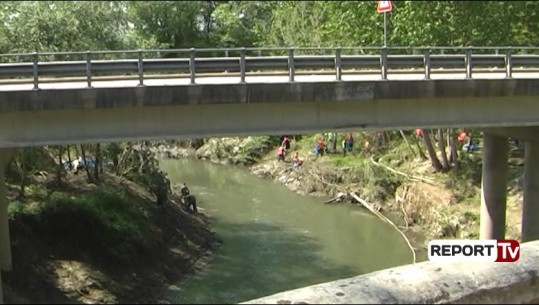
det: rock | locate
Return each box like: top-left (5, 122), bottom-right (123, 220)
top-left (195, 143), bottom-right (215, 160)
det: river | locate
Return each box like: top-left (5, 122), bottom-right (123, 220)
top-left (160, 159), bottom-right (413, 304)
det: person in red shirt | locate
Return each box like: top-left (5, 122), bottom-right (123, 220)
top-left (376, 130), bottom-right (384, 147)
top-left (458, 131), bottom-right (467, 142)
top-left (276, 146), bottom-right (286, 162)
top-left (344, 133), bottom-right (354, 154)
top-left (281, 136), bottom-right (291, 150)
top-left (415, 128), bottom-right (423, 139)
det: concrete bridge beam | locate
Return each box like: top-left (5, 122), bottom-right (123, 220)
top-left (480, 132), bottom-right (509, 240)
top-left (523, 140), bottom-right (539, 242)
top-left (480, 127), bottom-right (539, 142)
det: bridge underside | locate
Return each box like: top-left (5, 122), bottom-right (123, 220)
top-left (1, 96), bottom-right (539, 148)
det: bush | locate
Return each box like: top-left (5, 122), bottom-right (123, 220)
top-left (35, 190), bottom-right (150, 264)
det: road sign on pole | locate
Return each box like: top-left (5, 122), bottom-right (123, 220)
top-left (377, 1), bottom-right (392, 47)
top-left (377, 1), bottom-right (392, 13)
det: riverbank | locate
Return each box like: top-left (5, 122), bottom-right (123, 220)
top-left (162, 133), bottom-right (524, 254)
top-left (2, 170), bottom-right (221, 304)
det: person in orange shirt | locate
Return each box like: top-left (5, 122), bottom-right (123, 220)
top-left (315, 137), bottom-right (326, 157)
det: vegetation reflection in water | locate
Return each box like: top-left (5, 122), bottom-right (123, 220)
top-left (161, 159), bottom-right (412, 304)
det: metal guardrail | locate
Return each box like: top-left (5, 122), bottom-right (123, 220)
top-left (0, 46), bottom-right (538, 89)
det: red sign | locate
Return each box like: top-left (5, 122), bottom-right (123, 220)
top-left (377, 0), bottom-right (392, 13)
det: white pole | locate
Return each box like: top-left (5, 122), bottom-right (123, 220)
top-left (384, 11), bottom-right (388, 47)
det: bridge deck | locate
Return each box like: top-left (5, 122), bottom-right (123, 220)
top-left (0, 71), bottom-right (538, 91)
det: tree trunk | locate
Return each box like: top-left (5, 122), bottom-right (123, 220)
top-left (19, 163), bottom-right (26, 198)
top-left (80, 144), bottom-right (92, 181)
top-left (399, 130), bottom-right (417, 158)
top-left (415, 141), bottom-right (428, 160)
top-left (94, 143), bottom-right (101, 181)
top-left (57, 145), bottom-right (63, 184)
top-left (437, 129), bottom-right (450, 170)
top-left (74, 145), bottom-right (80, 161)
top-left (66, 145), bottom-right (73, 170)
top-left (423, 129), bottom-right (443, 172)
top-left (449, 129), bottom-right (459, 164)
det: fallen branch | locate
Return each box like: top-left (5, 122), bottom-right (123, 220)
top-left (369, 157), bottom-right (436, 185)
top-left (325, 192), bottom-right (347, 204)
top-left (400, 186), bottom-right (410, 229)
top-left (350, 192), bottom-right (417, 264)
top-left (325, 197), bottom-right (339, 204)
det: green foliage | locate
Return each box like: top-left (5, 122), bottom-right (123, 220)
top-left (7, 201), bottom-right (24, 216)
top-left (0, 0), bottom-right (535, 56)
top-left (0, 1), bottom-right (129, 54)
top-left (211, 1), bottom-right (273, 47)
top-left (32, 190), bottom-right (151, 264)
top-left (444, 153), bottom-right (482, 202)
top-left (241, 136), bottom-right (281, 159)
top-left (127, 1), bottom-right (213, 49)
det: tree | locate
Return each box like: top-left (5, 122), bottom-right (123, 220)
top-left (9, 147), bottom-right (55, 198)
top-left (448, 129), bottom-right (459, 164)
top-left (0, 1), bottom-right (129, 53)
top-left (211, 1), bottom-right (273, 47)
top-left (127, 1), bottom-right (213, 49)
top-left (437, 129), bottom-right (450, 171)
top-left (422, 129), bottom-right (443, 172)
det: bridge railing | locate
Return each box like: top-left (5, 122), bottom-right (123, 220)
top-left (0, 46), bottom-right (538, 88)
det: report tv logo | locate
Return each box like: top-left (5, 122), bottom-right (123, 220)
top-left (428, 239), bottom-right (520, 263)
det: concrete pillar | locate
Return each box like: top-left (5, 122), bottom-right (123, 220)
top-left (0, 149), bottom-right (14, 305)
top-left (480, 133), bottom-right (509, 240)
top-left (522, 140), bottom-right (539, 242)
top-left (0, 149), bottom-right (15, 273)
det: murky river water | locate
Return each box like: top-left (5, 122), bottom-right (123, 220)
top-left (160, 159), bottom-right (413, 304)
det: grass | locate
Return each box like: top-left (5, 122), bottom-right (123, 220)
top-left (10, 188), bottom-right (153, 265)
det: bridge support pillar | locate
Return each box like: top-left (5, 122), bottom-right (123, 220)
top-left (480, 132), bottom-right (509, 240)
top-left (522, 140), bottom-right (539, 242)
top-left (0, 149), bottom-right (15, 272)
top-left (0, 149), bottom-right (15, 305)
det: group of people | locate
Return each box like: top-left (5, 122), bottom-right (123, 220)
top-left (314, 133), bottom-right (356, 157)
top-left (314, 132), bottom-right (384, 157)
top-left (276, 136), bottom-right (304, 168)
top-left (278, 128), bottom-right (483, 165)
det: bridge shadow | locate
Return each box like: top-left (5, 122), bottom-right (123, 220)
top-left (173, 221), bottom-right (365, 304)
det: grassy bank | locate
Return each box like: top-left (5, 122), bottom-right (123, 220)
top-left (3, 171), bottom-right (220, 304)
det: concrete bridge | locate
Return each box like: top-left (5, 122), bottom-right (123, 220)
top-left (1, 46), bottom-right (539, 303)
